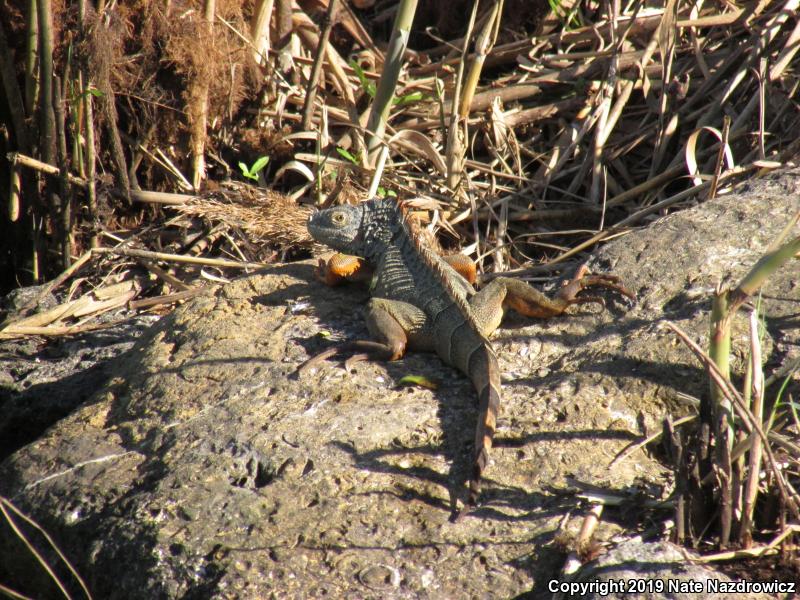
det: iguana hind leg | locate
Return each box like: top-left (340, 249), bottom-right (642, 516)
top-left (470, 264), bottom-right (634, 334)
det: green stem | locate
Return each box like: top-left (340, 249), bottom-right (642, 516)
top-left (24, 0), bottom-right (38, 116)
top-left (731, 235), bottom-right (800, 308)
top-left (365, 0), bottom-right (419, 165)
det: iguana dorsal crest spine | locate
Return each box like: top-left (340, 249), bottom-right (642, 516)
top-left (383, 198), bottom-right (490, 345)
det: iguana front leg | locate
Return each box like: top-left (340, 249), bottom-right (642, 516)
top-left (298, 298), bottom-right (427, 374)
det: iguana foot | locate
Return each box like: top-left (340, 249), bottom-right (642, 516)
top-left (449, 490), bottom-right (480, 523)
top-left (557, 263), bottom-right (635, 307)
top-left (450, 506), bottom-right (471, 523)
top-left (296, 340), bottom-right (397, 377)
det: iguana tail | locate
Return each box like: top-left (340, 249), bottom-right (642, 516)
top-left (467, 343), bottom-right (502, 505)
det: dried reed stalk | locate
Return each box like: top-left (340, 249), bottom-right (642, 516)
top-left (301, 0), bottom-right (339, 130)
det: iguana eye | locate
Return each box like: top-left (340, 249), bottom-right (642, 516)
top-left (331, 211), bottom-right (347, 225)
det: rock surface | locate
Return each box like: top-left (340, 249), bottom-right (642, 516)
top-left (1, 170), bottom-right (799, 598)
top-left (560, 539), bottom-right (776, 600)
top-left (0, 311), bottom-right (159, 461)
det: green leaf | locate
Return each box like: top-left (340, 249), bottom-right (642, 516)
top-left (398, 374), bottom-right (438, 390)
top-left (239, 156), bottom-right (270, 181)
top-left (349, 60), bottom-right (376, 98)
top-left (72, 86), bottom-right (105, 105)
top-left (434, 78), bottom-right (445, 100)
top-left (251, 156), bottom-right (270, 174)
top-left (336, 147), bottom-right (358, 165)
top-left (375, 187), bottom-right (397, 199)
top-left (393, 91), bottom-right (425, 107)
top-left (239, 161), bottom-right (257, 181)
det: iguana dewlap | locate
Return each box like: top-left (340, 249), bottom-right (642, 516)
top-left (304, 198), bottom-right (631, 512)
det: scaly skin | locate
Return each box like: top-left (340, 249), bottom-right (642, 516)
top-left (303, 198), bottom-right (633, 514)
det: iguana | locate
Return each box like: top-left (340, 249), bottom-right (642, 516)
top-left (302, 197), bottom-right (632, 513)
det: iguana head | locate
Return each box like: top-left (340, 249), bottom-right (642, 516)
top-left (307, 198), bottom-right (398, 257)
top-left (307, 203), bottom-right (365, 253)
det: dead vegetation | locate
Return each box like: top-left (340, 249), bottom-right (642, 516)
top-left (664, 223), bottom-right (800, 572)
top-left (1, 0), bottom-right (799, 591)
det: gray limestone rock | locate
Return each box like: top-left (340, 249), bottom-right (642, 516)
top-left (555, 539), bottom-right (778, 600)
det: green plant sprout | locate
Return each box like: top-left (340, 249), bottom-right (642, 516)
top-left (72, 86), bottom-right (104, 104)
top-left (336, 147), bottom-right (359, 165)
top-left (350, 60), bottom-right (425, 107)
top-left (238, 156), bottom-right (270, 181)
top-left (394, 91), bottom-right (425, 106)
top-left (350, 61), bottom-right (376, 98)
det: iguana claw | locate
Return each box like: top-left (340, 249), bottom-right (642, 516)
top-left (558, 264), bottom-right (635, 305)
top-left (296, 340), bottom-right (395, 377)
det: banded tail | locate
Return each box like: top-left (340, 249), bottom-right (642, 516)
top-left (467, 343), bottom-right (502, 505)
